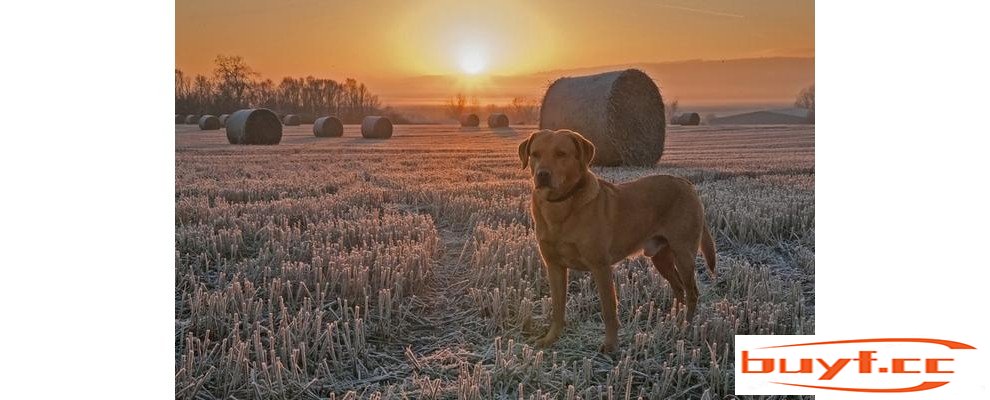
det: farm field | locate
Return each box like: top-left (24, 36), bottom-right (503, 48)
top-left (175, 124), bottom-right (815, 399)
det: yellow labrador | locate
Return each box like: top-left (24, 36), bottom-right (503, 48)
top-left (519, 129), bottom-right (716, 352)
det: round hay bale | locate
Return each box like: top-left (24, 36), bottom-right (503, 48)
top-left (674, 112), bottom-right (701, 126)
top-left (198, 115), bottom-right (221, 130)
top-left (313, 116), bottom-right (344, 137)
top-left (283, 114), bottom-right (301, 126)
top-left (184, 114), bottom-right (199, 125)
top-left (487, 113), bottom-right (509, 128)
top-left (218, 113), bottom-right (230, 127)
top-left (361, 116), bottom-right (393, 139)
top-left (460, 113), bottom-right (480, 127)
top-left (539, 69), bottom-right (666, 166)
top-left (225, 108), bottom-right (283, 145)
top-left (175, 114), bottom-right (183, 124)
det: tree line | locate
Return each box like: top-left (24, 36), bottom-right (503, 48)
top-left (175, 55), bottom-right (387, 124)
top-left (444, 93), bottom-right (540, 125)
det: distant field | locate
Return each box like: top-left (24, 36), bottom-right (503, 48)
top-left (175, 124), bottom-right (815, 399)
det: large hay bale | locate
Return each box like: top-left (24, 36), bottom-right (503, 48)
top-left (218, 114), bottom-right (230, 127)
top-left (313, 116), bottom-right (343, 137)
top-left (673, 112), bottom-right (701, 126)
top-left (225, 108), bottom-right (283, 145)
top-left (175, 114), bottom-right (183, 124)
top-left (361, 116), bottom-right (393, 139)
top-left (487, 113), bottom-right (509, 128)
top-left (198, 115), bottom-right (221, 130)
top-left (283, 114), bottom-right (301, 126)
top-left (461, 113), bottom-right (480, 127)
top-left (184, 114), bottom-right (199, 125)
top-left (539, 69), bottom-right (666, 166)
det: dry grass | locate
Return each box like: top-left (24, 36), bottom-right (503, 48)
top-left (176, 124), bottom-right (814, 399)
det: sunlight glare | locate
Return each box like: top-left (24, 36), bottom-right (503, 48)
top-left (459, 47), bottom-right (487, 75)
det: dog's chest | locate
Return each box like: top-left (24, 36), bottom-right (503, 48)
top-left (533, 202), bottom-right (606, 271)
top-left (539, 239), bottom-right (591, 271)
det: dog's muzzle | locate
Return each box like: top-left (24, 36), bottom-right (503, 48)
top-left (535, 171), bottom-right (551, 188)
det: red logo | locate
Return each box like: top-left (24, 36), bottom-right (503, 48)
top-left (737, 338), bottom-right (976, 393)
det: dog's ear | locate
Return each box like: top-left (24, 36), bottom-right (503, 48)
top-left (569, 131), bottom-right (596, 167)
top-left (518, 132), bottom-right (535, 169)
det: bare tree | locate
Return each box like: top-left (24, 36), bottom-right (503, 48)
top-left (192, 75), bottom-right (214, 114)
top-left (250, 79), bottom-right (276, 110)
top-left (445, 93), bottom-right (468, 120)
top-left (795, 85), bottom-right (815, 123)
top-left (794, 85), bottom-right (815, 110)
top-left (665, 99), bottom-right (679, 123)
top-left (509, 97), bottom-right (539, 124)
top-left (175, 69), bottom-right (192, 114)
top-left (277, 77), bottom-right (303, 116)
top-left (213, 55), bottom-right (257, 112)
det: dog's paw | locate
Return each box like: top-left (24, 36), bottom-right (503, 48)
top-left (534, 335), bottom-right (558, 349)
top-left (598, 341), bottom-right (618, 354)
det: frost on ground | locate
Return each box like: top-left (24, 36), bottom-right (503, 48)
top-left (175, 124), bottom-right (815, 399)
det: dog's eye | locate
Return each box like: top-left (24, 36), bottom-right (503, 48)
top-left (554, 151), bottom-right (566, 158)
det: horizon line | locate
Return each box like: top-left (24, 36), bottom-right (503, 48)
top-left (176, 55), bottom-right (815, 81)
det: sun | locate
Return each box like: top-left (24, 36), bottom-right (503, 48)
top-left (458, 47), bottom-right (488, 75)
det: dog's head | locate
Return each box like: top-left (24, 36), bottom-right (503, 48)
top-left (518, 129), bottom-right (595, 194)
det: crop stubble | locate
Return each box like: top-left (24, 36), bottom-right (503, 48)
top-left (176, 124), bottom-right (814, 399)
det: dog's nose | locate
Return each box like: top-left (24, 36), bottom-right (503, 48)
top-left (535, 171), bottom-right (551, 187)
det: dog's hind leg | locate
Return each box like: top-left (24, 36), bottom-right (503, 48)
top-left (672, 244), bottom-right (701, 321)
top-left (650, 246), bottom-right (685, 314)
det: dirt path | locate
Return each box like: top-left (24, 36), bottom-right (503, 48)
top-left (372, 222), bottom-right (492, 384)
top-left (413, 225), bottom-right (473, 344)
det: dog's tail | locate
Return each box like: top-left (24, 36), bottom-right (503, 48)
top-left (700, 224), bottom-right (717, 277)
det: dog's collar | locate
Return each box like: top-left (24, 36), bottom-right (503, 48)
top-left (545, 174), bottom-right (588, 203)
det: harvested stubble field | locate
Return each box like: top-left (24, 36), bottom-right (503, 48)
top-left (176, 123), bottom-right (815, 399)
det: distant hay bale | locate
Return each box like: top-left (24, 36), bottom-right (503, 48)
top-left (540, 69), bottom-right (666, 166)
top-left (313, 116), bottom-right (344, 137)
top-left (184, 114), bottom-right (199, 125)
top-left (673, 112), bottom-right (701, 126)
top-left (175, 114), bottom-right (183, 124)
top-left (461, 113), bottom-right (480, 127)
top-left (218, 114), bottom-right (230, 127)
top-left (487, 113), bottom-right (509, 128)
top-left (225, 108), bottom-right (283, 145)
top-left (198, 115), bottom-right (221, 130)
top-left (283, 114), bottom-right (301, 126)
top-left (361, 116), bottom-right (393, 139)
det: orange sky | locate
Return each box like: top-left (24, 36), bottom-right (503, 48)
top-left (177, 0), bottom-right (813, 104)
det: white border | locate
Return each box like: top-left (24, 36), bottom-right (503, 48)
top-left (0, 1), bottom-right (175, 398)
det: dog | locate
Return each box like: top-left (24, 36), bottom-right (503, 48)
top-left (519, 129), bottom-right (716, 353)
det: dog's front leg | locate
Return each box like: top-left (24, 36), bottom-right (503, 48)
top-left (535, 262), bottom-right (568, 348)
top-left (592, 266), bottom-right (619, 353)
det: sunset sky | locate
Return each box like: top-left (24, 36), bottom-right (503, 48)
top-left (177, 0), bottom-right (814, 105)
